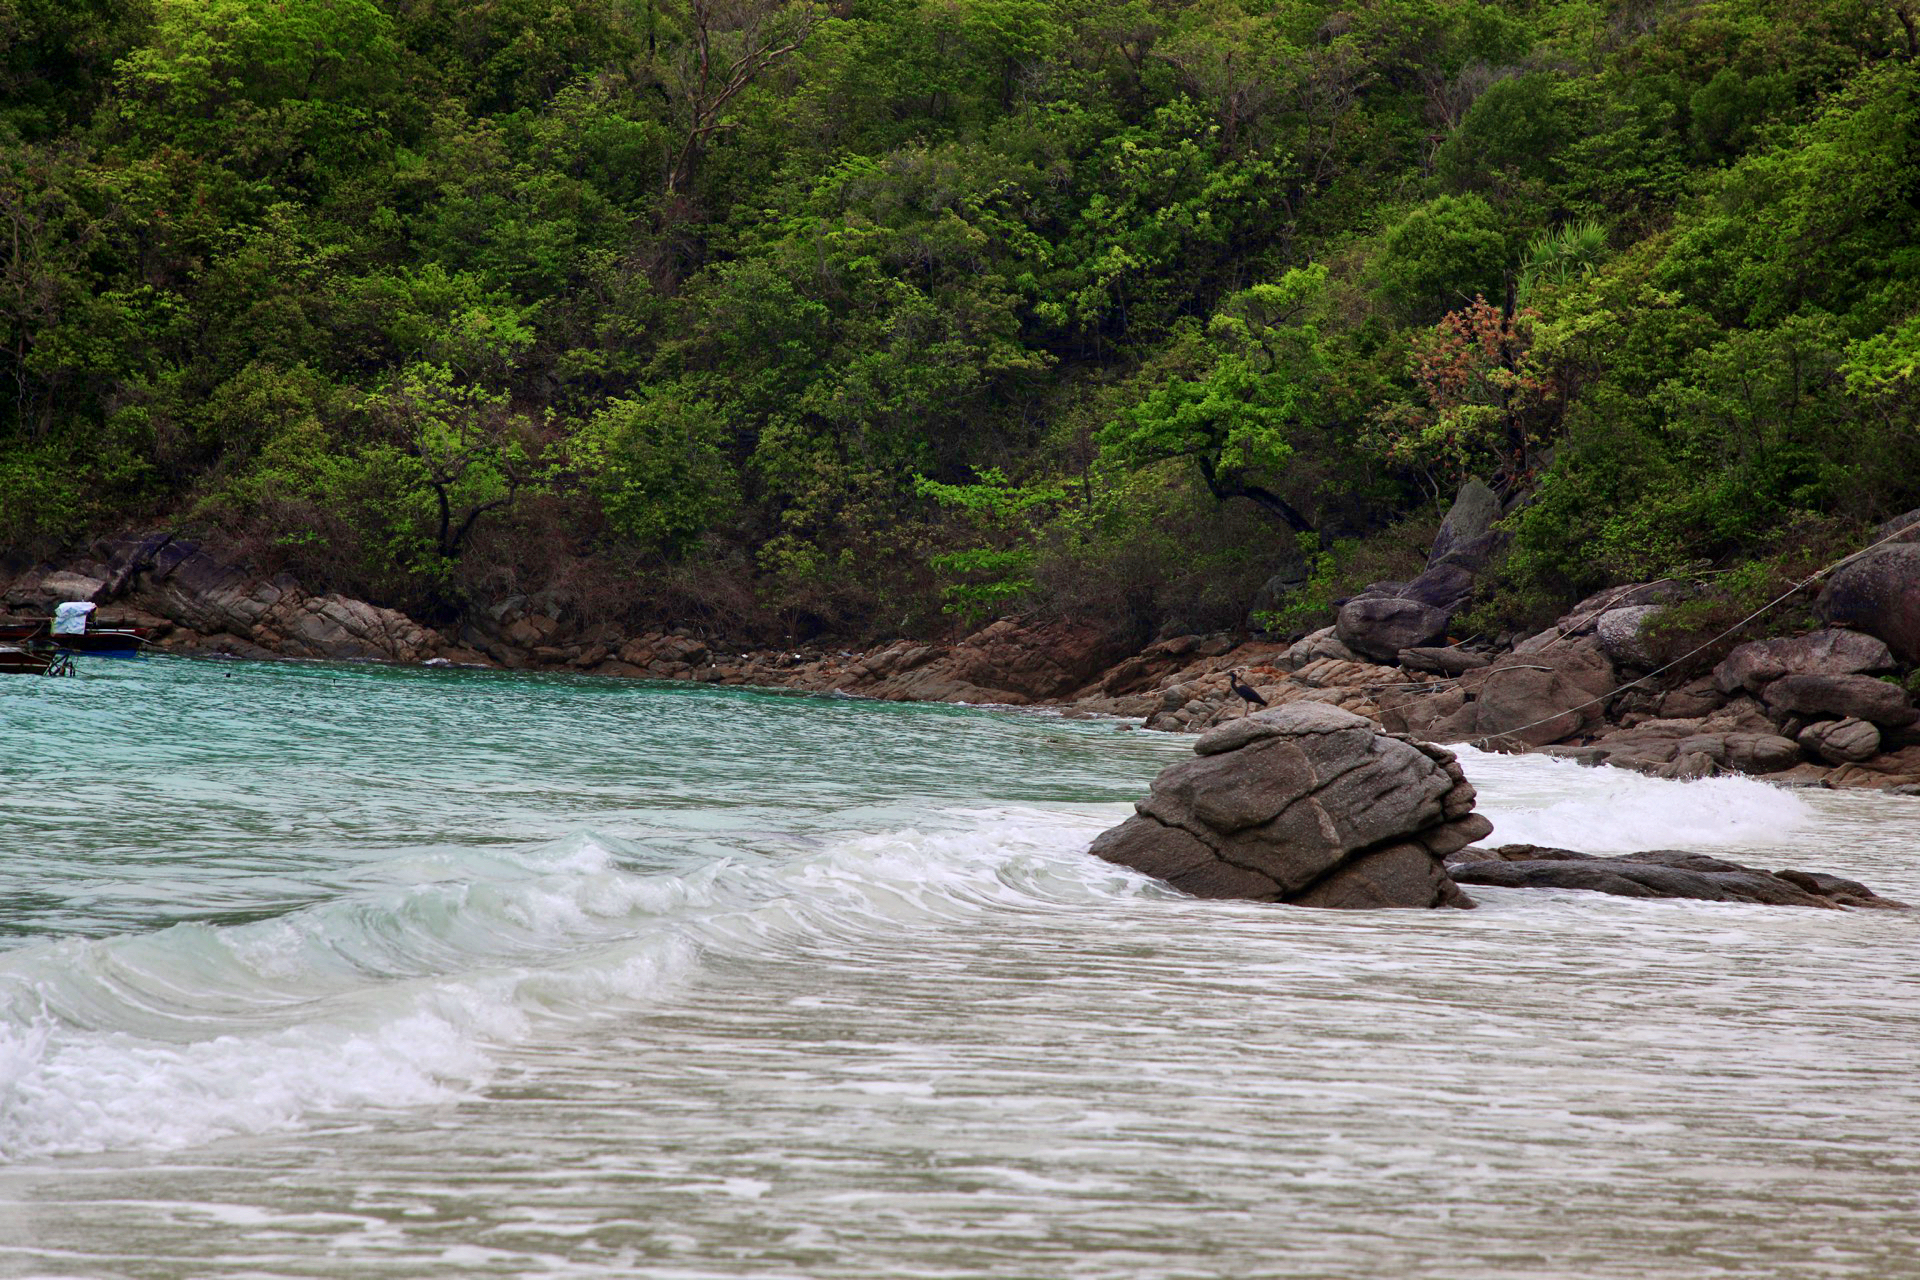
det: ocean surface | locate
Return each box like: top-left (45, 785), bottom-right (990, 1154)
top-left (1, 655), bottom-right (1917, 1279)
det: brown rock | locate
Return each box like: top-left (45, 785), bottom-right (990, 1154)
top-left (1658, 677), bottom-right (1726, 719)
top-left (1090, 703), bottom-right (1477, 909)
top-left (1378, 684), bottom-right (1469, 739)
top-left (1824, 745), bottom-right (1920, 789)
top-left (1798, 717), bottom-right (1881, 765)
top-left (1398, 646), bottom-right (1490, 675)
top-left (1446, 641), bottom-right (1617, 747)
top-left (1712, 630), bottom-right (1897, 695)
top-left (1819, 543), bottom-right (1920, 662)
top-left (1335, 597), bottom-right (1450, 663)
top-left (1760, 673), bottom-right (1917, 727)
top-left (943, 617), bottom-right (1132, 701)
top-left (1284, 626), bottom-right (1357, 668)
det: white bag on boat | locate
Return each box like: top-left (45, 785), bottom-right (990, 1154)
top-left (52, 601), bottom-right (96, 635)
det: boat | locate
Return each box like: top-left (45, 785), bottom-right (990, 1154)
top-left (0, 619), bottom-right (153, 656)
top-left (0, 645), bottom-right (57, 675)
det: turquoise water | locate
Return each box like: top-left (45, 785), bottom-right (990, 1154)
top-left (2, 655), bottom-right (1918, 1278)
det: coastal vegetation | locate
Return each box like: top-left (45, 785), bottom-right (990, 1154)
top-left (4, 0), bottom-right (1918, 642)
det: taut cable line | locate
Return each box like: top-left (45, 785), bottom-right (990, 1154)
top-left (1327, 516), bottom-right (1920, 749)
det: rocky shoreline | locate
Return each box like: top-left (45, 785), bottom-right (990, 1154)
top-left (1085, 702), bottom-right (1909, 910)
top-left (11, 513), bottom-right (1920, 794)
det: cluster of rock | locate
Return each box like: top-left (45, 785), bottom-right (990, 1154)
top-left (1086, 703), bottom-right (1907, 912)
top-left (1089, 704), bottom-right (1487, 909)
top-left (1070, 613), bottom-right (1920, 792)
top-left (1333, 478), bottom-right (1509, 662)
top-left (1560, 627), bottom-right (1915, 784)
top-left (13, 491), bottom-right (1920, 795)
top-left (4, 536), bottom-right (462, 665)
top-left (1055, 511), bottom-right (1920, 793)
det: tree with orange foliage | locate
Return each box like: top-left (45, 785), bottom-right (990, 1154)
top-left (1367, 296), bottom-right (1553, 500)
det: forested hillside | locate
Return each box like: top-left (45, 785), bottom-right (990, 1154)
top-left (4, 0), bottom-right (1918, 641)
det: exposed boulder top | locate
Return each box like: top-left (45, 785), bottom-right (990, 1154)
top-left (1594, 604), bottom-right (1666, 668)
top-left (1760, 673), bottom-right (1917, 727)
top-left (1428, 477), bottom-right (1503, 569)
top-left (1192, 698), bottom-right (1371, 755)
top-left (1448, 844), bottom-right (1906, 910)
top-left (1335, 596), bottom-right (1450, 663)
top-left (1089, 703), bottom-right (1486, 908)
top-left (1713, 629), bottom-right (1896, 695)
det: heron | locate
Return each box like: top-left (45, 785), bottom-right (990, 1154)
top-left (1227, 668), bottom-right (1268, 713)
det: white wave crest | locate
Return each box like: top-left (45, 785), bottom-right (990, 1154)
top-left (0, 809), bottom-right (1134, 1161)
top-left (1457, 746), bottom-right (1813, 852)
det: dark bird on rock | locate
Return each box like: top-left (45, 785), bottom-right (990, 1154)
top-left (1227, 669), bottom-right (1268, 710)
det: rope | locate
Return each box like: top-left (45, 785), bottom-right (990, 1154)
top-left (1223, 515), bottom-right (1920, 749)
top-left (1446, 514), bottom-right (1920, 748)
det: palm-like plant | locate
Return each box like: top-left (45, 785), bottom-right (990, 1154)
top-left (1517, 220), bottom-right (1609, 303)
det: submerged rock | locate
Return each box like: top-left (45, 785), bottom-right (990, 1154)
top-left (1447, 844), bottom-right (1907, 909)
top-left (1088, 703), bottom-right (1486, 908)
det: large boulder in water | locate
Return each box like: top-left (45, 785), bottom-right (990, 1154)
top-left (1088, 703), bottom-right (1487, 908)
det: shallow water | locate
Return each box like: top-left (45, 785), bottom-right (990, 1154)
top-left (2, 656), bottom-right (1917, 1278)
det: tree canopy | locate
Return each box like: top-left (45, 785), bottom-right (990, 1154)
top-left (3, 0), bottom-right (1918, 637)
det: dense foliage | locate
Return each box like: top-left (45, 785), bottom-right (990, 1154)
top-left (4, 0), bottom-right (1918, 638)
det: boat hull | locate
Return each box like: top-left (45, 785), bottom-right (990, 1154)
top-left (0, 623), bottom-right (152, 655)
top-left (0, 647), bottom-right (52, 675)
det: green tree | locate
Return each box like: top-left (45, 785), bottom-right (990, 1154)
top-left (1376, 194), bottom-right (1511, 321)
top-left (1098, 266), bottom-right (1331, 534)
top-left (114, 0), bottom-right (401, 186)
top-left (576, 388), bottom-right (737, 556)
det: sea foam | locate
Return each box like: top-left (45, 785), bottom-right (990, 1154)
top-left (1457, 746), bottom-right (1813, 852)
top-left (0, 808), bottom-right (1131, 1160)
